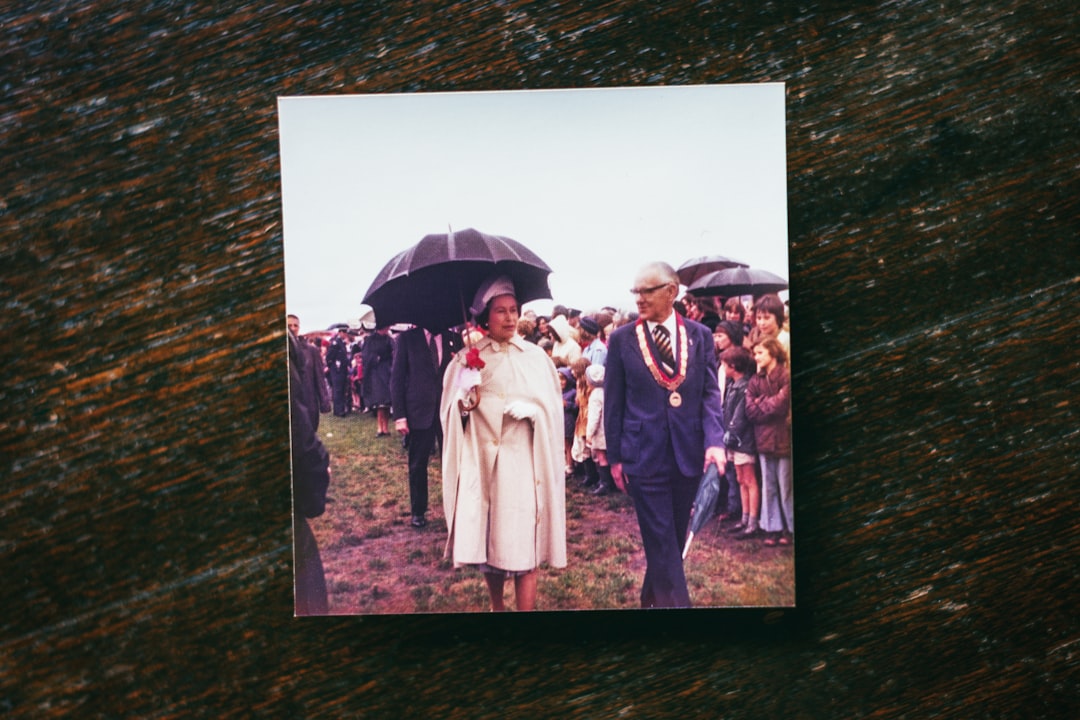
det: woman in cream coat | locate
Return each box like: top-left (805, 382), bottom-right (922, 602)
top-left (440, 276), bottom-right (567, 611)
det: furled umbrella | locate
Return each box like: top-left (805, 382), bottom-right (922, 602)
top-left (362, 227), bottom-right (553, 332)
top-left (683, 462), bottom-right (723, 559)
top-left (686, 266), bottom-right (788, 299)
top-left (676, 254), bottom-right (749, 287)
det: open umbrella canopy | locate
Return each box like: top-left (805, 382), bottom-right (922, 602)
top-left (676, 254), bottom-right (749, 286)
top-left (686, 266), bottom-right (788, 298)
top-left (362, 228), bottom-right (553, 331)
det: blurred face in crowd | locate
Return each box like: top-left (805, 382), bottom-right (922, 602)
top-left (725, 306), bottom-right (743, 323)
top-left (756, 310), bottom-right (780, 336)
top-left (287, 316), bottom-right (300, 335)
top-left (487, 294), bottom-right (520, 343)
top-left (684, 299), bottom-right (703, 321)
top-left (632, 266), bottom-right (677, 324)
top-left (721, 360), bottom-right (739, 381)
top-left (753, 344), bottom-right (777, 374)
top-left (537, 317), bottom-right (549, 336)
top-left (713, 329), bottom-right (733, 354)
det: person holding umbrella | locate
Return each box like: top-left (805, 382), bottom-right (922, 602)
top-left (439, 275), bottom-right (567, 611)
top-left (604, 261), bottom-right (726, 608)
top-left (391, 323), bottom-right (463, 528)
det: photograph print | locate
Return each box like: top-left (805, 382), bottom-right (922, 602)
top-left (278, 84), bottom-right (793, 615)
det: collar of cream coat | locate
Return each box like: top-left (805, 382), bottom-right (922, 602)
top-left (474, 333), bottom-right (528, 353)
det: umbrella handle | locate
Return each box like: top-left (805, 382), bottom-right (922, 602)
top-left (682, 531), bottom-right (694, 560)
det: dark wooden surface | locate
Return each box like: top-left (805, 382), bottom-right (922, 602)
top-left (3, 1), bottom-right (1077, 716)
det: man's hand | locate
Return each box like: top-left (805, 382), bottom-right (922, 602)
top-left (395, 418), bottom-right (409, 435)
top-left (704, 446), bottom-right (725, 471)
top-left (610, 463), bottom-right (627, 493)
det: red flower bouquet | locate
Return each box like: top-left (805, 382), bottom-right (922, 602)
top-left (465, 346), bottom-right (486, 370)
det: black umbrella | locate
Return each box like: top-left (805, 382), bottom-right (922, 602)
top-left (676, 254), bottom-right (749, 286)
top-left (362, 228), bottom-right (553, 331)
top-left (683, 462), bottom-right (722, 559)
top-left (686, 266), bottom-right (788, 298)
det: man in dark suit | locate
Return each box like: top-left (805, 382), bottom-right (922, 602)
top-left (605, 261), bottom-right (725, 608)
top-left (391, 326), bottom-right (463, 528)
top-left (326, 327), bottom-right (351, 416)
top-left (288, 314), bottom-right (331, 418)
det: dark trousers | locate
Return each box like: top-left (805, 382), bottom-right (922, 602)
top-left (627, 471), bottom-right (696, 608)
top-left (294, 514), bottom-right (328, 615)
top-left (407, 424), bottom-right (437, 517)
top-left (330, 371), bottom-right (349, 416)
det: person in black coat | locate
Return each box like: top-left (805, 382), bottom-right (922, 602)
top-left (719, 345), bottom-right (759, 538)
top-left (289, 332), bottom-right (330, 614)
top-left (391, 326), bottom-right (463, 528)
top-left (288, 315), bottom-right (331, 418)
top-left (326, 327), bottom-right (352, 416)
top-left (361, 326), bottom-right (394, 435)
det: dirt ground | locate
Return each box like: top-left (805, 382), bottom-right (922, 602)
top-left (309, 412), bottom-right (794, 614)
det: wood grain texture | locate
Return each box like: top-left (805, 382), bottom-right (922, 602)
top-left (2, 1), bottom-right (1076, 716)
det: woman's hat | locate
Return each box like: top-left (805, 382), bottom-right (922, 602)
top-left (469, 275), bottom-right (516, 318)
top-left (578, 316), bottom-right (601, 336)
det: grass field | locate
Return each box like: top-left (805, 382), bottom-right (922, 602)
top-left (306, 411), bottom-right (795, 614)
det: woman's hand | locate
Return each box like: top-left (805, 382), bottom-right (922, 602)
top-left (504, 400), bottom-right (540, 422)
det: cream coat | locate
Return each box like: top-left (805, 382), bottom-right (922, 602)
top-left (440, 335), bottom-right (567, 572)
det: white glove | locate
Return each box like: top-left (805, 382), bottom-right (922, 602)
top-left (504, 400), bottom-right (540, 422)
top-left (456, 367), bottom-right (482, 390)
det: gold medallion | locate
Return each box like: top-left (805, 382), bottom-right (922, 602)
top-left (669, 391), bottom-right (682, 407)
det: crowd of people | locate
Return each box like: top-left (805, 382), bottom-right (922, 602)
top-left (287, 260), bottom-right (792, 612)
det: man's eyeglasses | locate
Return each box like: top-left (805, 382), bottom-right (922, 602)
top-left (629, 283), bottom-right (673, 296)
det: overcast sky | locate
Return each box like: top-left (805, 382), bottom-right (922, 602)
top-left (278, 84), bottom-right (788, 331)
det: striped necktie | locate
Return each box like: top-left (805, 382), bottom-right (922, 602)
top-left (653, 324), bottom-right (675, 374)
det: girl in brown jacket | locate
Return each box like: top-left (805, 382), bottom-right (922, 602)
top-left (745, 337), bottom-right (793, 546)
